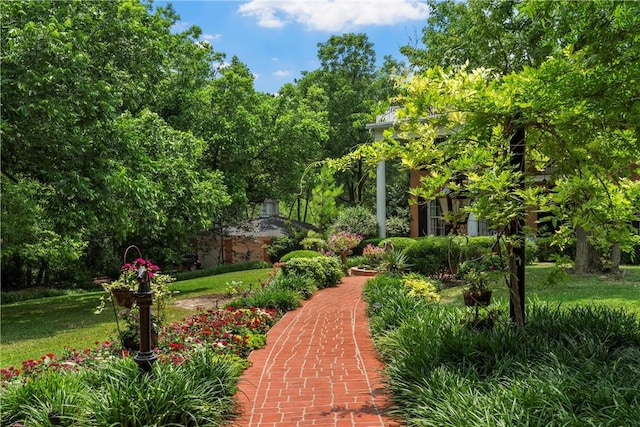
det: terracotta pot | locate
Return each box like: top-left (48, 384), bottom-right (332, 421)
top-left (463, 289), bottom-right (492, 307)
top-left (111, 288), bottom-right (135, 308)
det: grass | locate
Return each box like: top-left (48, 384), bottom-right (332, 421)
top-left (440, 264), bottom-right (640, 315)
top-left (0, 268), bottom-right (272, 369)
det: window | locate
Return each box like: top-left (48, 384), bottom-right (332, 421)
top-left (427, 200), bottom-right (446, 236)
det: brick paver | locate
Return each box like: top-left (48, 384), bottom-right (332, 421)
top-left (233, 275), bottom-right (402, 427)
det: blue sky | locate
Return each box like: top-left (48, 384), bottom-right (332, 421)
top-left (155, 0), bottom-right (430, 94)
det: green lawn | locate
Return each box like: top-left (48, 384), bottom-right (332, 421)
top-left (0, 268), bottom-right (272, 369)
top-left (441, 264), bottom-right (640, 315)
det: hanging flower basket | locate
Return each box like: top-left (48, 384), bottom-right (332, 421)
top-left (111, 288), bottom-right (135, 308)
top-left (463, 289), bottom-right (492, 307)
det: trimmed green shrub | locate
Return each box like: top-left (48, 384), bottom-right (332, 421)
top-left (267, 274), bottom-right (317, 299)
top-left (281, 256), bottom-right (343, 289)
top-left (229, 288), bottom-right (302, 313)
top-left (385, 216), bottom-right (411, 237)
top-left (379, 237), bottom-right (417, 253)
top-left (405, 236), bottom-right (462, 276)
top-left (330, 206), bottom-right (378, 238)
top-left (173, 261), bottom-right (270, 281)
top-left (280, 250), bottom-right (323, 262)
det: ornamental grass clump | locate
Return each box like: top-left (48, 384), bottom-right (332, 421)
top-left (362, 273), bottom-right (640, 427)
top-left (1, 350), bottom-right (244, 426)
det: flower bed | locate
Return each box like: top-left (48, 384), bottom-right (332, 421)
top-left (1, 306), bottom-right (279, 385)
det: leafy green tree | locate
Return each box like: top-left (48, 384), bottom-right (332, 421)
top-left (401, 0), bottom-right (552, 74)
top-left (308, 165), bottom-right (344, 231)
top-left (298, 33), bottom-right (379, 206)
top-left (1, 0), bottom-right (231, 280)
top-left (399, 0), bottom-right (640, 274)
top-left (337, 2), bottom-right (639, 326)
top-left (1, 176), bottom-right (86, 287)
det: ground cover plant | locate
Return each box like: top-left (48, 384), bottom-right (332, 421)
top-left (364, 269), bottom-right (640, 426)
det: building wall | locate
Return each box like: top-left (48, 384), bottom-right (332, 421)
top-left (192, 235), bottom-right (272, 269)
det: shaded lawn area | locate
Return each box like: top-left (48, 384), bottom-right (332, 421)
top-left (440, 264), bottom-right (640, 316)
top-left (0, 268), bottom-right (272, 369)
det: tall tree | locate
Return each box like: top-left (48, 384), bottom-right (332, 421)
top-left (1, 0), bottom-right (230, 280)
top-left (339, 1), bottom-right (639, 326)
top-left (299, 33), bottom-right (379, 206)
top-left (399, 0), bottom-right (640, 274)
top-left (401, 0), bottom-right (551, 74)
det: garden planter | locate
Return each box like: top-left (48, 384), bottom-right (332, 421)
top-left (463, 289), bottom-right (492, 307)
top-left (111, 288), bottom-right (135, 308)
top-left (349, 267), bottom-right (379, 277)
top-left (338, 250), bottom-right (353, 266)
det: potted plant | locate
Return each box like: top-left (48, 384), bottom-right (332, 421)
top-left (95, 258), bottom-right (175, 350)
top-left (326, 229), bottom-right (363, 267)
top-left (462, 268), bottom-right (492, 307)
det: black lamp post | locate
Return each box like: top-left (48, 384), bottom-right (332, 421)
top-left (123, 245), bottom-right (157, 374)
top-left (133, 261), bottom-right (157, 374)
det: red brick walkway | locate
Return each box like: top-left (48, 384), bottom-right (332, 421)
top-left (233, 275), bottom-right (401, 427)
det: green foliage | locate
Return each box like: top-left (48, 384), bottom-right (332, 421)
top-left (305, 33), bottom-right (382, 205)
top-left (385, 215), bottom-right (411, 237)
top-left (1, 350), bottom-right (243, 426)
top-left (280, 250), bottom-right (323, 262)
top-left (281, 256), bottom-right (343, 289)
top-left (308, 165), bottom-right (343, 231)
top-left (229, 288), bottom-right (302, 314)
top-left (1, 0), bottom-right (231, 280)
top-left (379, 237), bottom-right (417, 253)
top-left (365, 272), bottom-right (640, 426)
top-left (380, 249), bottom-right (411, 275)
top-left (267, 274), bottom-right (318, 300)
top-left (266, 235), bottom-right (301, 263)
top-left (330, 206), bottom-right (378, 238)
top-left (405, 237), bottom-right (461, 276)
top-left (363, 274), bottom-right (435, 338)
top-left (1, 176), bottom-right (87, 288)
top-left (401, 273), bottom-right (440, 302)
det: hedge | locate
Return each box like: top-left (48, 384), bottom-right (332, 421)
top-left (280, 250), bottom-right (323, 262)
top-left (281, 256), bottom-right (343, 289)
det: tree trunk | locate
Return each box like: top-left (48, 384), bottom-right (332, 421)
top-left (609, 242), bottom-right (621, 275)
top-left (574, 226), bottom-right (602, 274)
top-left (506, 242), bottom-right (525, 328)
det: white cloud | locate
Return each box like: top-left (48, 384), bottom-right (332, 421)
top-left (274, 70), bottom-right (292, 77)
top-left (238, 0), bottom-right (429, 32)
top-left (201, 33), bottom-right (222, 42)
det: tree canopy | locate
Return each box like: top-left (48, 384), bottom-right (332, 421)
top-left (335, 0), bottom-right (639, 325)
